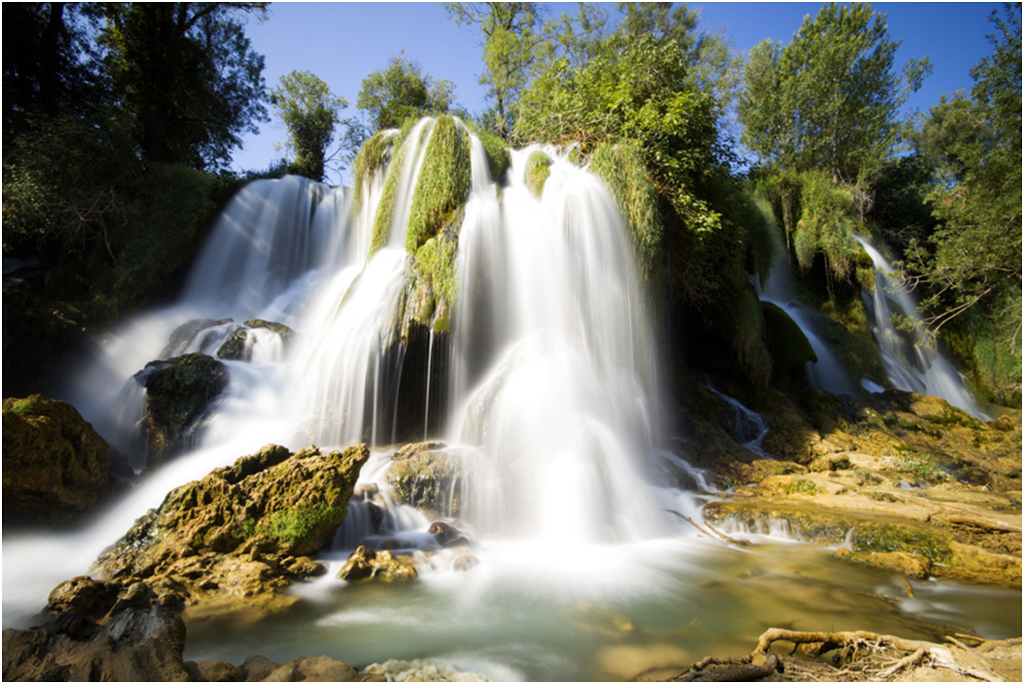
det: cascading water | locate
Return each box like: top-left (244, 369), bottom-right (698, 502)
top-left (855, 236), bottom-right (988, 419)
top-left (4, 118), bottom-right (1016, 679)
top-left (755, 233), bottom-right (856, 396)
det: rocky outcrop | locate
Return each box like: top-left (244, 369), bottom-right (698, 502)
top-left (336, 545), bottom-right (418, 581)
top-left (2, 395), bottom-right (111, 524)
top-left (216, 319), bottom-right (294, 361)
top-left (138, 352), bottom-right (230, 468)
top-left (2, 603), bottom-right (190, 682)
top-left (93, 443), bottom-right (369, 617)
top-left (691, 383), bottom-right (1022, 588)
top-left (161, 318), bottom-right (233, 358)
top-left (386, 441), bottom-right (467, 516)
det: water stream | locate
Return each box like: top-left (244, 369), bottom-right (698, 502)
top-left (2, 120), bottom-right (1015, 679)
top-left (855, 236), bottom-right (989, 419)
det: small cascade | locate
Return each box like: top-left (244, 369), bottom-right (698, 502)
top-left (756, 238), bottom-right (856, 396)
top-left (855, 237), bottom-right (988, 419)
top-left (703, 384), bottom-right (770, 457)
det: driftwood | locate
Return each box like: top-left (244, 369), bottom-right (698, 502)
top-left (657, 627), bottom-right (1014, 682)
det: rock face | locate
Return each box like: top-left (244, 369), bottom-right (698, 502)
top-left (94, 443), bottom-right (369, 616)
top-left (684, 380), bottom-right (1022, 588)
top-left (139, 352), bottom-right (230, 467)
top-left (386, 441), bottom-right (466, 516)
top-left (2, 395), bottom-right (111, 524)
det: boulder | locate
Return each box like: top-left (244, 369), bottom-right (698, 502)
top-left (217, 319), bottom-right (294, 362)
top-left (2, 395), bottom-right (111, 524)
top-left (1, 605), bottom-right (190, 682)
top-left (161, 318), bottom-right (233, 358)
top-left (138, 352), bottom-right (230, 468)
top-left (337, 545), bottom-right (418, 581)
top-left (386, 441), bottom-right (467, 516)
top-left (95, 443), bottom-right (369, 615)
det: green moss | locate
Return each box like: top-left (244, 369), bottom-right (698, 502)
top-left (850, 521), bottom-right (952, 564)
top-left (525, 150), bottom-right (553, 198)
top-left (405, 116), bottom-right (472, 255)
top-left (464, 119), bottom-right (510, 183)
top-left (352, 129), bottom-right (399, 215)
top-left (589, 141), bottom-right (663, 283)
top-left (762, 302), bottom-right (817, 370)
top-left (256, 502), bottom-right (344, 546)
top-left (779, 477), bottom-right (821, 496)
top-left (731, 284), bottom-right (774, 389)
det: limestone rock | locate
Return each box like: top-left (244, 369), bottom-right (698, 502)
top-left (96, 443), bottom-right (369, 613)
top-left (387, 441), bottom-right (466, 516)
top-left (2, 395), bottom-right (111, 524)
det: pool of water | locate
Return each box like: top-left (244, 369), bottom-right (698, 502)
top-left (183, 536), bottom-right (1021, 681)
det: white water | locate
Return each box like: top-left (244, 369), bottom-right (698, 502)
top-left (855, 236), bottom-right (988, 419)
top-left (3, 121), bottom-right (1015, 678)
top-left (755, 240), bottom-right (857, 396)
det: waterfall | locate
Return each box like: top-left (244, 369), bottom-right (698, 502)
top-left (755, 237), bottom-right (856, 396)
top-left (855, 236), bottom-right (988, 419)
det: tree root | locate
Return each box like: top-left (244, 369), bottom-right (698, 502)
top-left (658, 627), bottom-right (1015, 682)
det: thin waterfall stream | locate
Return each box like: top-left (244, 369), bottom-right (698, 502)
top-left (2, 119), bottom-right (1017, 680)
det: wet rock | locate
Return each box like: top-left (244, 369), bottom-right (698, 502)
top-left (264, 655), bottom-right (362, 682)
top-left (428, 520), bottom-right (470, 547)
top-left (139, 352), bottom-right (230, 468)
top-left (47, 576), bottom-right (120, 620)
top-left (1, 604), bottom-right (190, 682)
top-left (198, 659), bottom-right (243, 682)
top-left (96, 443), bottom-right (369, 615)
top-left (387, 441), bottom-right (467, 516)
top-left (834, 548), bottom-right (933, 579)
top-left (337, 545), bottom-right (418, 581)
top-left (162, 318), bottom-right (234, 358)
top-left (2, 395), bottom-right (111, 524)
top-left (217, 319), bottom-right (294, 362)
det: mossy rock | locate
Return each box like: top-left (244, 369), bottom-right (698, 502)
top-left (386, 442), bottom-right (465, 517)
top-left (589, 141), bottom-right (663, 283)
top-left (352, 129), bottom-right (399, 214)
top-left (2, 395), bottom-right (111, 523)
top-left (833, 548), bottom-right (933, 579)
top-left (762, 302), bottom-right (817, 370)
top-left (525, 150), bottom-right (553, 198)
top-left (405, 116), bottom-right (472, 254)
top-left (140, 352), bottom-right (230, 467)
top-left (849, 520), bottom-right (952, 564)
top-left (96, 444), bottom-right (370, 610)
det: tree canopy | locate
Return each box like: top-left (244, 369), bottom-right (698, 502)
top-left (356, 53), bottom-right (457, 133)
top-left (270, 70), bottom-right (348, 182)
top-left (95, 2), bottom-right (269, 170)
top-left (738, 3), bottom-right (930, 186)
top-left (899, 4), bottom-right (1022, 339)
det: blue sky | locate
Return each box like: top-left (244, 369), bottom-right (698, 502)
top-left (230, 2), bottom-right (1005, 183)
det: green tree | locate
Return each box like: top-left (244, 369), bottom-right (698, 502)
top-left (445, 2), bottom-right (540, 139)
top-left (738, 3), bottom-right (930, 186)
top-left (95, 2), bottom-right (269, 170)
top-left (270, 70), bottom-right (348, 182)
top-left (356, 53), bottom-right (456, 133)
top-left (900, 5), bottom-right (1021, 337)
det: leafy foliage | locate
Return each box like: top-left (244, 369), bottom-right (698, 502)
top-left (738, 2), bottom-right (929, 186)
top-left (898, 5), bottom-right (1021, 346)
top-left (357, 53), bottom-right (457, 133)
top-left (95, 3), bottom-right (269, 170)
top-left (270, 70), bottom-right (348, 182)
top-left (445, 2), bottom-right (541, 139)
